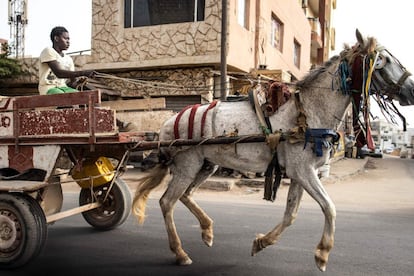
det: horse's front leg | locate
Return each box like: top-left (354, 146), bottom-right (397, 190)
top-left (252, 179), bottom-right (304, 255)
top-left (300, 168), bottom-right (336, 272)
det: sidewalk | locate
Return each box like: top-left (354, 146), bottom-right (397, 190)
top-left (121, 157), bottom-right (369, 192)
top-left (320, 157), bottom-right (368, 184)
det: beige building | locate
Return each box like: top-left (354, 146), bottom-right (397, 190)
top-left (0, 0), bottom-right (336, 112)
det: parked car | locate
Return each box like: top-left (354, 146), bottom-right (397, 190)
top-left (358, 145), bottom-right (383, 158)
top-left (384, 146), bottom-right (394, 154)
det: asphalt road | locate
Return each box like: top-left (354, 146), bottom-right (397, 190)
top-left (4, 156), bottom-right (414, 276)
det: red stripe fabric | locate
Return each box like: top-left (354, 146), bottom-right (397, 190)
top-left (174, 105), bottom-right (192, 139)
top-left (188, 104), bottom-right (201, 139)
top-left (200, 101), bottom-right (218, 137)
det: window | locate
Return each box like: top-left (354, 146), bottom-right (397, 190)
top-left (237, 0), bottom-right (249, 29)
top-left (294, 39), bottom-right (301, 68)
top-left (270, 14), bottom-right (283, 51)
top-left (124, 0), bottom-right (205, 28)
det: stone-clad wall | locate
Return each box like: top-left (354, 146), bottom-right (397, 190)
top-left (3, 0), bottom-right (222, 100)
top-left (98, 67), bottom-right (214, 102)
top-left (17, 54), bottom-right (91, 81)
top-left (12, 55), bottom-right (214, 100)
top-left (91, 0), bottom-right (222, 64)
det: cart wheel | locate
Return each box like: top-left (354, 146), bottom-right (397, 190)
top-left (0, 193), bottom-right (47, 269)
top-left (24, 196), bottom-right (48, 258)
top-left (79, 178), bottom-right (132, 230)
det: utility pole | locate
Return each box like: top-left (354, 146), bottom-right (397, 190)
top-left (8, 0), bottom-right (28, 58)
top-left (220, 0), bottom-right (228, 100)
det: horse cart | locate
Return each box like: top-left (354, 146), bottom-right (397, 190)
top-left (0, 88), bottom-right (271, 269)
top-left (0, 90), bottom-right (157, 268)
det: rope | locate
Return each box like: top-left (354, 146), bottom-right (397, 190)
top-left (93, 71), bottom-right (340, 97)
top-left (75, 76), bottom-right (89, 91)
top-left (95, 72), bottom-right (186, 90)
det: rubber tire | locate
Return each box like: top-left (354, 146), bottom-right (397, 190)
top-left (23, 195), bottom-right (48, 258)
top-left (79, 178), bottom-right (132, 230)
top-left (0, 193), bottom-right (47, 269)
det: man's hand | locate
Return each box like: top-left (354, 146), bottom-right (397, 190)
top-left (80, 70), bottom-right (97, 78)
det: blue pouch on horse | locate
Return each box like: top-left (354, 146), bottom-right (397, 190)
top-left (304, 129), bottom-right (339, 157)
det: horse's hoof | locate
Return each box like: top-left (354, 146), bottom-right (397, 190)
top-left (251, 234), bottom-right (265, 256)
top-left (202, 232), bottom-right (214, 247)
top-left (315, 251), bottom-right (328, 272)
top-left (176, 255), bottom-right (193, 266)
top-left (315, 258), bottom-right (327, 272)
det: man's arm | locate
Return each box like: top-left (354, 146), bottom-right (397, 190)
top-left (47, 60), bottom-right (96, 79)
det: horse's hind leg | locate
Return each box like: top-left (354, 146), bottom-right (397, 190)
top-left (180, 161), bottom-right (218, 247)
top-left (252, 179), bottom-right (304, 255)
top-left (159, 151), bottom-right (205, 266)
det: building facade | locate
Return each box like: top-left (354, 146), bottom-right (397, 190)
top-left (371, 119), bottom-right (414, 152)
top-left (1, 0), bottom-right (337, 107)
top-left (81, 0), bottom-right (323, 105)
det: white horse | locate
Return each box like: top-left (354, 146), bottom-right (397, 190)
top-left (132, 30), bottom-right (414, 271)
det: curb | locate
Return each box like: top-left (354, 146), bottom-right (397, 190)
top-left (62, 157), bottom-right (370, 193)
top-left (199, 157), bottom-right (369, 191)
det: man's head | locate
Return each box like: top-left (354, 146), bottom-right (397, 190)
top-left (50, 26), bottom-right (70, 51)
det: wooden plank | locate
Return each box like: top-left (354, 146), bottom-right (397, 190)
top-left (46, 202), bottom-right (101, 223)
top-left (0, 87), bottom-right (38, 97)
top-left (14, 90), bottom-right (101, 109)
top-left (0, 132), bottom-right (147, 146)
top-left (0, 180), bottom-right (49, 192)
top-left (100, 98), bottom-right (165, 111)
top-left (130, 134), bottom-right (268, 151)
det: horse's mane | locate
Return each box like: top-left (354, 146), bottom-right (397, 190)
top-left (295, 35), bottom-right (377, 89)
top-left (295, 56), bottom-right (340, 89)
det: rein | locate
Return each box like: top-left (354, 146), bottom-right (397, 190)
top-left (337, 44), bottom-right (410, 146)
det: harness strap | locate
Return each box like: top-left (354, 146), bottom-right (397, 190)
top-left (174, 105), bottom-right (192, 139)
top-left (188, 104), bottom-right (201, 139)
top-left (264, 153), bottom-right (282, 202)
top-left (200, 100), bottom-right (218, 137)
top-left (252, 87), bottom-right (271, 134)
top-left (397, 70), bottom-right (411, 87)
top-left (294, 92), bottom-right (308, 133)
top-left (266, 132), bottom-right (281, 151)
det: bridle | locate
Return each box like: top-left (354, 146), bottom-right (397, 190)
top-left (370, 47), bottom-right (412, 98)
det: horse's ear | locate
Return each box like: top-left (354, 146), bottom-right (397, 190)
top-left (356, 29), bottom-right (365, 47)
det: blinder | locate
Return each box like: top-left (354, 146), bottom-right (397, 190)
top-left (371, 48), bottom-right (412, 96)
top-left (374, 54), bottom-right (386, 69)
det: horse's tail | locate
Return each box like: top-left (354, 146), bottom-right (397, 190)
top-left (132, 164), bottom-right (169, 224)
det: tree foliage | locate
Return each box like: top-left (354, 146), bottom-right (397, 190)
top-left (0, 42), bottom-right (22, 78)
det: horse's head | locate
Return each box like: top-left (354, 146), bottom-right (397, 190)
top-left (354, 29), bottom-right (414, 106)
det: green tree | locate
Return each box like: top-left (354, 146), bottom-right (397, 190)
top-left (0, 42), bottom-right (22, 78)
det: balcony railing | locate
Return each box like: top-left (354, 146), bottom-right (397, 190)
top-left (308, 17), bottom-right (322, 55)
